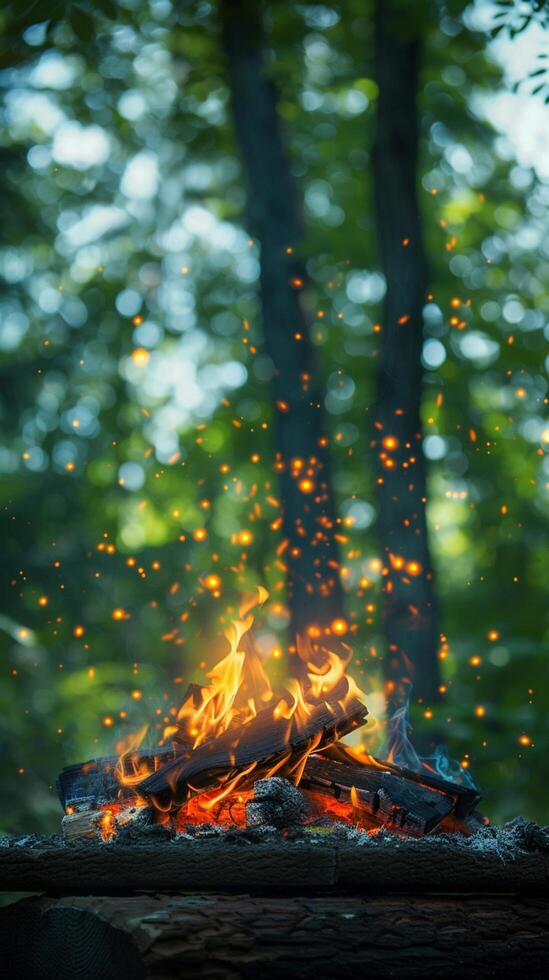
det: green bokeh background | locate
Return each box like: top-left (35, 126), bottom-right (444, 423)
top-left (0, 1), bottom-right (547, 834)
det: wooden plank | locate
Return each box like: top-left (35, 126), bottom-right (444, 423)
top-left (139, 696), bottom-right (368, 807)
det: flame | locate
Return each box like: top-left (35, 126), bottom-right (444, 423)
top-left (110, 586), bottom-right (367, 821)
top-left (170, 586), bottom-right (273, 750)
top-left (168, 586), bottom-right (365, 760)
top-left (100, 809), bottom-right (116, 842)
top-left (74, 587), bottom-right (476, 840)
top-left (114, 724), bottom-right (149, 789)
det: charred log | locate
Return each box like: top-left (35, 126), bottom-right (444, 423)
top-left (301, 756), bottom-right (454, 835)
top-left (317, 745), bottom-right (481, 817)
top-left (56, 747), bottom-right (174, 812)
top-left (139, 696), bottom-right (367, 808)
top-left (1, 821), bottom-right (547, 895)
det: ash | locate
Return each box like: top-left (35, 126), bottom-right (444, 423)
top-left (246, 777), bottom-right (309, 830)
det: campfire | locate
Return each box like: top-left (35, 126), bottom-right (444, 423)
top-left (57, 588), bottom-right (481, 842)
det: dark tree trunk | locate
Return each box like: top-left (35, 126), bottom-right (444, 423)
top-left (372, 1), bottom-right (440, 715)
top-left (221, 0), bottom-right (343, 640)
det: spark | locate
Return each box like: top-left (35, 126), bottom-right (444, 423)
top-left (405, 560), bottom-right (422, 576)
top-left (131, 348), bottom-right (150, 367)
top-left (237, 530), bottom-right (253, 546)
top-left (298, 478), bottom-right (315, 494)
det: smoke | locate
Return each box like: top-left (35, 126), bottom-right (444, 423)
top-left (387, 695), bottom-right (477, 790)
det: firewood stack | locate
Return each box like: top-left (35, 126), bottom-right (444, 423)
top-left (56, 690), bottom-right (481, 840)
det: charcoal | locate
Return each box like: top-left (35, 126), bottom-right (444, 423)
top-left (246, 777), bottom-right (309, 829)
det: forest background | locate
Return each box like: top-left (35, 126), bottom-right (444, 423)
top-left (0, 0), bottom-right (547, 833)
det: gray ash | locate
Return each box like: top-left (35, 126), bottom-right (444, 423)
top-left (246, 777), bottom-right (309, 830)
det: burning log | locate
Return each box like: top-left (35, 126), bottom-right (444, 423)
top-left (139, 695), bottom-right (368, 809)
top-left (323, 742), bottom-right (481, 818)
top-left (55, 723), bottom-right (480, 840)
top-left (61, 802), bottom-right (153, 842)
top-left (301, 755), bottom-right (474, 836)
top-left (56, 746), bottom-right (174, 813)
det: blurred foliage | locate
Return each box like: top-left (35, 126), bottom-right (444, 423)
top-left (0, 0), bottom-right (547, 833)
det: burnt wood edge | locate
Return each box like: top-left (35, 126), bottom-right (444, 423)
top-left (1, 825), bottom-right (548, 895)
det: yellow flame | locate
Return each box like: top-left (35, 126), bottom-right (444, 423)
top-left (172, 587), bottom-right (273, 750)
top-left (114, 725), bottom-right (149, 788)
top-left (115, 586), bottom-right (367, 813)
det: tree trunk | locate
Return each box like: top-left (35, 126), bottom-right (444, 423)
top-left (371, 1), bottom-right (440, 716)
top-left (221, 0), bottom-right (343, 640)
top-left (3, 893), bottom-right (549, 979)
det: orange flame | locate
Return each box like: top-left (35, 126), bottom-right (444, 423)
top-left (170, 586), bottom-right (273, 750)
top-left (112, 586), bottom-right (367, 819)
top-left (114, 724), bottom-right (149, 790)
top-left (100, 809), bottom-right (116, 842)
